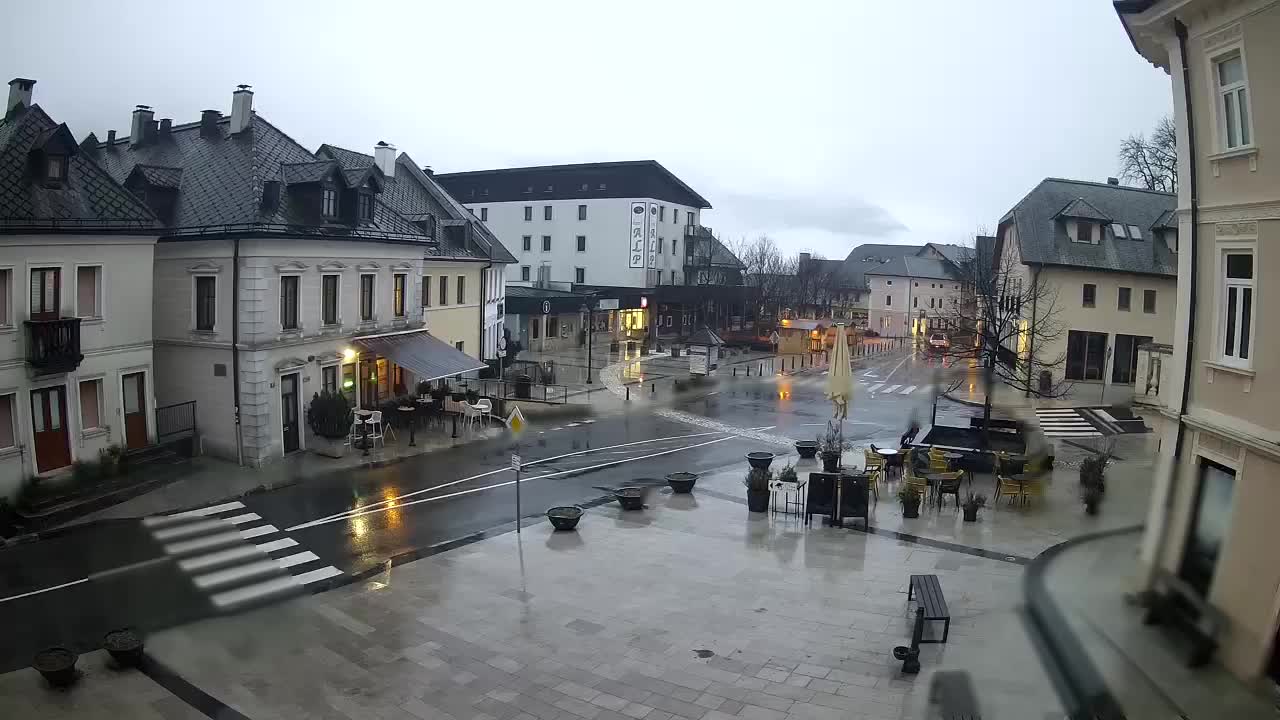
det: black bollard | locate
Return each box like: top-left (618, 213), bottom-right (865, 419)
top-left (651, 383), bottom-right (656, 394)
top-left (747, 365), bottom-right (751, 377)
top-left (733, 367), bottom-right (737, 377)
top-left (626, 386), bottom-right (630, 401)
top-left (451, 412), bottom-right (458, 439)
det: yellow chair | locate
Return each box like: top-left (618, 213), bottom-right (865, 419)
top-left (864, 448), bottom-right (886, 474)
top-left (867, 468), bottom-right (882, 502)
top-left (994, 474), bottom-right (1025, 506)
top-left (928, 448), bottom-right (951, 473)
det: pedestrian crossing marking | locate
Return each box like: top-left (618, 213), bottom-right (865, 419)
top-left (868, 383), bottom-right (885, 392)
top-left (882, 384), bottom-right (901, 394)
top-left (239, 524), bottom-right (278, 540)
top-left (899, 385), bottom-right (917, 394)
top-left (1035, 408), bottom-right (1104, 438)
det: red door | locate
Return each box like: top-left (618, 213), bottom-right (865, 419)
top-left (31, 386), bottom-right (71, 472)
top-left (122, 371), bottom-right (148, 450)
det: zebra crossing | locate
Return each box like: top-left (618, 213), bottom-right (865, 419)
top-left (143, 501), bottom-right (343, 613)
top-left (1035, 408), bottom-right (1104, 438)
top-left (763, 372), bottom-right (930, 399)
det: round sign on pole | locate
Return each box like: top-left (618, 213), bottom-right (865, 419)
top-left (542, 300), bottom-right (551, 314)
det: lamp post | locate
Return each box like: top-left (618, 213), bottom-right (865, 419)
top-left (581, 303), bottom-right (595, 384)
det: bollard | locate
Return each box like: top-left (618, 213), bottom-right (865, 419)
top-left (733, 367), bottom-right (737, 377)
top-left (791, 357), bottom-right (795, 370)
top-left (759, 363), bottom-right (763, 375)
top-left (652, 383), bottom-right (656, 394)
top-left (747, 365), bottom-right (751, 377)
top-left (626, 386), bottom-right (630, 401)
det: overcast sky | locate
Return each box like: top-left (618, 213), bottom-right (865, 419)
top-left (2, 0), bottom-right (1171, 260)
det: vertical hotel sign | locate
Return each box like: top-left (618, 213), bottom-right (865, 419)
top-left (629, 202), bottom-right (646, 268)
top-left (647, 203), bottom-right (659, 268)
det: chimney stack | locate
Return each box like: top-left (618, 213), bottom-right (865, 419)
top-left (230, 84), bottom-right (253, 134)
top-left (107, 130), bottom-right (117, 144)
top-left (798, 252), bottom-right (811, 264)
top-left (130, 105), bottom-right (154, 145)
top-left (200, 110), bottom-right (221, 138)
top-left (422, 165), bottom-right (433, 176)
top-left (6, 78), bottom-right (34, 116)
top-left (159, 118), bottom-right (172, 135)
top-left (374, 141), bottom-right (396, 178)
top-left (1107, 177), bottom-right (1120, 185)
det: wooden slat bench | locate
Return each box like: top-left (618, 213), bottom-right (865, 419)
top-left (1143, 568), bottom-right (1224, 667)
top-left (908, 574), bottom-right (951, 644)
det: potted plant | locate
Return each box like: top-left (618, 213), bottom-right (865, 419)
top-left (818, 425), bottom-right (847, 473)
top-left (614, 487), bottom-right (646, 511)
top-left (665, 472), bottom-right (698, 494)
top-left (33, 647), bottom-right (78, 687)
top-left (745, 467), bottom-right (772, 512)
top-left (307, 390), bottom-right (352, 458)
top-left (794, 439), bottom-right (819, 459)
top-left (898, 485), bottom-right (922, 519)
top-left (961, 493), bottom-right (986, 522)
top-left (465, 389), bottom-right (480, 405)
top-left (1082, 486), bottom-right (1102, 516)
top-left (430, 384), bottom-right (447, 401)
top-left (745, 451), bottom-right (775, 470)
top-left (546, 505), bottom-right (584, 531)
top-left (103, 628), bottom-right (144, 668)
top-left (776, 463), bottom-right (798, 485)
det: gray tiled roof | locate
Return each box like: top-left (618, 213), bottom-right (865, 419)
top-left (281, 160), bottom-right (339, 186)
top-left (709, 237), bottom-right (744, 268)
top-left (863, 256), bottom-right (959, 281)
top-left (837, 243), bottom-right (924, 289)
top-left (1150, 209), bottom-right (1177, 229)
top-left (132, 164), bottom-right (183, 189)
top-left (923, 243), bottom-right (972, 267)
top-left (999, 178), bottom-right (1176, 277)
top-left (0, 105), bottom-right (156, 230)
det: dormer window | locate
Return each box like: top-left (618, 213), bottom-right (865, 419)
top-left (1111, 223), bottom-right (1128, 239)
top-left (322, 188), bottom-right (338, 218)
top-left (46, 155), bottom-right (67, 183)
top-left (357, 192), bottom-right (375, 223)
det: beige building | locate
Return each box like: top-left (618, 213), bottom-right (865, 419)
top-left (864, 243), bottom-right (969, 338)
top-left (1119, 0), bottom-right (1280, 686)
top-left (993, 177), bottom-right (1177, 400)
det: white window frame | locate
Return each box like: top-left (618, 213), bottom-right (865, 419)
top-left (74, 264), bottom-right (104, 320)
top-left (321, 273), bottom-right (342, 326)
top-left (520, 266), bottom-right (531, 282)
top-left (1217, 245), bottom-right (1256, 369)
top-left (78, 376), bottom-right (105, 433)
top-left (1210, 47), bottom-right (1253, 152)
top-left (393, 272), bottom-right (408, 318)
top-left (574, 267), bottom-right (585, 284)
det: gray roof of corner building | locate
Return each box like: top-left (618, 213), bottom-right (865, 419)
top-left (863, 255), bottom-right (960, 281)
top-left (837, 243), bottom-right (925, 289)
top-left (998, 177), bottom-right (1177, 277)
top-left (921, 243), bottom-right (972, 267)
top-left (434, 160), bottom-right (712, 209)
top-left (0, 104), bottom-right (157, 230)
top-left (974, 235), bottom-right (996, 270)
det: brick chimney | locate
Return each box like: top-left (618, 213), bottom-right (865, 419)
top-left (230, 85), bottom-right (253, 134)
top-left (200, 110), bottom-right (221, 138)
top-left (6, 78), bottom-right (34, 116)
top-left (130, 105), bottom-right (154, 145)
top-left (375, 141), bottom-right (396, 178)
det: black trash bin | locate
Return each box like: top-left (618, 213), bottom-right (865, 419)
top-left (515, 375), bottom-right (533, 399)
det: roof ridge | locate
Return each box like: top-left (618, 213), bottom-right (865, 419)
top-left (318, 142), bottom-right (373, 160)
top-left (1043, 176), bottom-right (1175, 197)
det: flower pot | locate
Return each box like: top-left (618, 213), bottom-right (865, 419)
top-left (746, 452), bottom-right (775, 470)
top-left (665, 472), bottom-right (698, 494)
top-left (614, 487), bottom-right (646, 511)
top-left (103, 628), bottom-right (144, 668)
top-left (746, 489), bottom-right (770, 513)
top-left (962, 507), bottom-right (978, 522)
top-left (33, 648), bottom-right (78, 688)
top-left (794, 441), bottom-right (818, 459)
top-left (820, 450), bottom-right (841, 473)
top-left (546, 506), bottom-right (584, 531)
top-left (902, 500), bottom-right (921, 519)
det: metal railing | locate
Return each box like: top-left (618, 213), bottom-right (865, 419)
top-left (684, 224), bottom-right (715, 239)
top-left (156, 400), bottom-right (197, 442)
top-left (458, 378), bottom-right (569, 404)
top-left (25, 317), bottom-right (83, 373)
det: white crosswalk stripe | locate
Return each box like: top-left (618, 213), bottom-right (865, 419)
top-left (899, 385), bottom-right (917, 395)
top-left (144, 501), bottom-right (345, 613)
top-left (758, 373), bottom-right (930, 399)
top-left (882, 384), bottom-right (901, 394)
top-left (1035, 408), bottom-right (1103, 437)
top-left (868, 383), bottom-right (885, 393)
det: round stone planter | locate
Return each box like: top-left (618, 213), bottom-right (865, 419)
top-left (746, 452), bottom-right (775, 470)
top-left (103, 628), bottom-right (144, 668)
top-left (614, 487), bottom-right (646, 511)
top-left (33, 648), bottom-right (78, 688)
top-left (546, 506), bottom-right (584, 531)
top-left (794, 441), bottom-right (819, 459)
top-left (746, 489), bottom-right (770, 513)
top-left (665, 472), bottom-right (698, 494)
top-left (820, 451), bottom-right (841, 473)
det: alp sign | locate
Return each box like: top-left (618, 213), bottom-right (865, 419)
top-left (629, 202), bottom-right (646, 269)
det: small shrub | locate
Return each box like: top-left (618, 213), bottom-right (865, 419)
top-left (777, 463), bottom-right (798, 483)
top-left (898, 485), bottom-right (921, 506)
top-left (962, 493), bottom-right (987, 511)
top-left (744, 467), bottom-right (772, 492)
top-left (307, 390), bottom-right (352, 440)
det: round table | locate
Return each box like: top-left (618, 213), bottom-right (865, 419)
top-left (878, 448), bottom-right (901, 477)
top-left (942, 451), bottom-right (970, 486)
top-left (398, 406), bottom-right (417, 446)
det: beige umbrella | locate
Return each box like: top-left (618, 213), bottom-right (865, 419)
top-left (825, 323), bottom-right (855, 420)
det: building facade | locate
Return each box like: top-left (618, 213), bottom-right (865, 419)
top-left (0, 79), bottom-right (160, 496)
top-left (92, 87), bottom-right (506, 466)
top-left (1119, 0), bottom-right (1280, 685)
top-left (864, 245), bottom-right (968, 337)
top-left (994, 177), bottom-right (1177, 399)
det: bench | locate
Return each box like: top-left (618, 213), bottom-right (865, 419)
top-left (929, 671), bottom-right (981, 719)
top-left (1143, 569), bottom-right (1224, 667)
top-left (908, 574), bottom-right (951, 643)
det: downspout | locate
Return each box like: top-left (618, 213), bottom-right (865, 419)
top-left (232, 237), bottom-right (243, 467)
top-left (1026, 265), bottom-right (1040, 397)
top-left (1151, 18), bottom-right (1200, 581)
top-left (479, 233), bottom-right (492, 367)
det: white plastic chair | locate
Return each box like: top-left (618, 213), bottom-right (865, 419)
top-left (365, 411), bottom-right (385, 448)
top-left (474, 398), bottom-right (493, 427)
top-left (461, 403), bottom-right (483, 434)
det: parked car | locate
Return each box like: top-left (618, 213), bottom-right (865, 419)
top-left (928, 333), bottom-right (951, 349)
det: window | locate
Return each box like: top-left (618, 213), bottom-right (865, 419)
top-left (1073, 222), bottom-right (1094, 244)
top-left (1127, 225), bottom-right (1142, 241)
top-left (76, 266), bottom-right (101, 318)
top-left (1165, 229), bottom-right (1179, 253)
top-left (360, 274), bottom-right (374, 321)
top-left (1111, 223), bottom-right (1128, 239)
top-left (393, 273), bottom-right (407, 317)
top-left (1220, 251), bottom-right (1254, 365)
top-left (421, 276), bottom-right (433, 308)
top-left (0, 269), bottom-right (9, 325)
top-left (1112, 334), bottom-right (1153, 384)
top-left (31, 267), bottom-right (60, 319)
top-left (1082, 283), bottom-right (1096, 308)
top-left (672, 237), bottom-right (677, 255)
top-left (1117, 287), bottom-right (1131, 311)
top-left (480, 207), bottom-right (488, 222)
top-left (929, 298), bottom-right (935, 309)
top-left (195, 275), bottom-right (216, 331)
top-left (685, 211), bottom-right (693, 226)
top-left (1215, 53), bottom-right (1251, 149)
top-left (658, 238), bottom-right (664, 254)
top-left (456, 275), bottom-right (465, 304)
top-left (522, 235), bottom-right (532, 251)
top-left (341, 364), bottom-right (355, 405)
top-left (523, 206), bottom-right (532, 221)
top-left (1143, 289), bottom-right (1157, 314)
top-left (1066, 330), bottom-right (1108, 381)
top-left (0, 394), bottom-right (13, 448)
top-left (578, 204), bottom-right (587, 221)
top-left (357, 193), bottom-right (375, 222)
top-left (322, 275), bottom-right (339, 324)
top-left (576, 236), bottom-right (586, 252)
top-left (455, 341), bottom-right (464, 353)
top-left (1181, 459), bottom-right (1236, 595)
top-left (322, 365), bottom-right (338, 395)
top-left (659, 206), bottom-right (665, 221)
top-left (46, 155), bottom-right (66, 182)
top-left (544, 206), bottom-right (552, 221)
top-left (520, 266), bottom-right (531, 282)
top-left (885, 295), bottom-right (892, 306)
top-left (322, 188), bottom-right (338, 218)
top-left (575, 267), bottom-right (585, 284)
top-left (280, 275), bottom-right (300, 329)
top-left (598, 183), bottom-right (606, 190)
top-left (913, 296), bottom-right (918, 308)
top-left (439, 275), bottom-right (449, 306)
top-left (670, 270), bottom-right (676, 284)
top-left (886, 280), bottom-right (892, 286)
top-left (541, 235), bottom-right (551, 252)
top-left (79, 379), bottom-right (102, 431)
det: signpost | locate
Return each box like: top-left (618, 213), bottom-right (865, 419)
top-left (507, 406), bottom-right (527, 532)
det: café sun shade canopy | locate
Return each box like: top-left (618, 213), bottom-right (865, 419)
top-left (354, 330), bottom-right (487, 383)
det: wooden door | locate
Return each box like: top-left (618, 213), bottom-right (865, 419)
top-left (122, 371), bottom-right (148, 450)
top-left (30, 386), bottom-right (71, 472)
top-left (280, 373), bottom-right (299, 453)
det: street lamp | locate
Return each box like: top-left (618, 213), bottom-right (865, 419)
top-left (581, 302), bottom-right (594, 384)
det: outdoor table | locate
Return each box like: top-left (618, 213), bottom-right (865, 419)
top-left (879, 448), bottom-right (901, 477)
top-left (398, 406), bottom-right (417, 447)
top-left (769, 476), bottom-right (807, 517)
top-left (353, 409), bottom-right (374, 454)
top-left (942, 452), bottom-right (970, 486)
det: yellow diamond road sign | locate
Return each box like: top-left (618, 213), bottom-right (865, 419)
top-left (507, 405), bottom-right (527, 435)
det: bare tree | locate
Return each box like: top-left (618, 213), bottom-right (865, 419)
top-left (934, 245), bottom-right (1070, 446)
top-left (732, 236), bottom-right (793, 334)
top-left (1118, 115), bottom-right (1177, 193)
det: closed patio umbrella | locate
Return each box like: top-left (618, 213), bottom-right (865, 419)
top-left (825, 324), bottom-right (854, 420)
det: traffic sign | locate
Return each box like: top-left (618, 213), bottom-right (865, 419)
top-left (542, 300), bottom-right (551, 314)
top-left (497, 349), bottom-right (507, 358)
top-left (507, 405), bottom-right (527, 434)
top-left (596, 298), bottom-right (619, 311)
top-left (511, 453), bottom-right (521, 471)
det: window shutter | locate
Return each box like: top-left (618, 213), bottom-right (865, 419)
top-left (78, 267), bottom-right (97, 317)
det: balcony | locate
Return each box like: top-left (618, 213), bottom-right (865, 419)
top-left (25, 317), bottom-right (83, 374)
top-left (1134, 342), bottom-right (1173, 411)
top-left (684, 224), bottom-right (715, 240)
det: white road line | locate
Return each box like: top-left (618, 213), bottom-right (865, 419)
top-left (0, 577), bottom-right (88, 604)
top-left (152, 519), bottom-right (227, 542)
top-left (882, 355), bottom-right (910, 382)
top-left (293, 566), bottom-right (344, 585)
top-left (194, 560), bottom-right (282, 590)
top-left (286, 435), bottom-right (738, 532)
top-left (882, 385), bottom-right (902, 394)
top-left (223, 513), bottom-right (262, 525)
top-left (239, 524), bottom-right (279, 540)
top-left (144, 501), bottom-right (246, 526)
top-left (868, 383), bottom-right (885, 393)
top-left (274, 551), bottom-right (320, 569)
top-left (162, 531), bottom-right (243, 556)
top-left (211, 575), bottom-right (301, 609)
top-left (899, 385), bottom-right (917, 395)
top-left (178, 545), bottom-right (263, 573)
top-left (1044, 432), bottom-right (1103, 437)
top-left (254, 538), bottom-right (299, 553)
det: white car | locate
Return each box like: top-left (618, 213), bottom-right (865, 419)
top-left (928, 333), bottom-right (950, 349)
